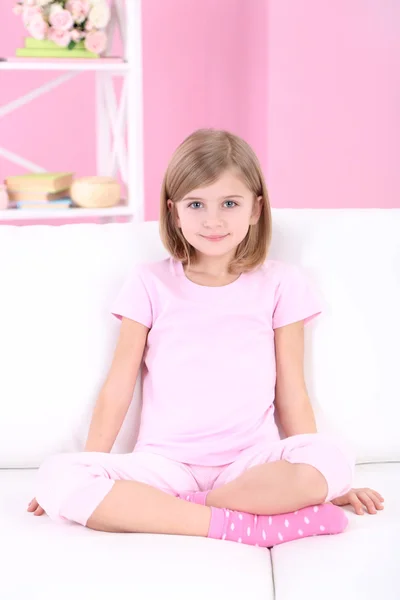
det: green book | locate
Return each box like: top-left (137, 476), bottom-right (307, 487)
top-left (25, 37), bottom-right (85, 50)
top-left (16, 48), bottom-right (98, 59)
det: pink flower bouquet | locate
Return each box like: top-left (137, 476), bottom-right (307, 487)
top-left (13, 0), bottom-right (111, 55)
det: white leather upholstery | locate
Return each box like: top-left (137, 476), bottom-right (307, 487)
top-left (1, 209), bottom-right (399, 599)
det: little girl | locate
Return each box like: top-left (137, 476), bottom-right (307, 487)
top-left (28, 129), bottom-right (384, 547)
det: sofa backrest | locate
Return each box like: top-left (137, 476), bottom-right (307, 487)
top-left (0, 209), bottom-right (399, 467)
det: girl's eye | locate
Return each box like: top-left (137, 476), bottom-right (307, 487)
top-left (188, 202), bottom-right (203, 209)
top-left (223, 200), bottom-right (237, 208)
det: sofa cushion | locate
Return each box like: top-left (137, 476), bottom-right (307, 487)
top-left (271, 462), bottom-right (400, 600)
top-left (267, 209), bottom-right (400, 462)
top-left (0, 463), bottom-right (397, 599)
top-left (0, 221), bottom-right (165, 468)
top-left (0, 468), bottom-right (273, 600)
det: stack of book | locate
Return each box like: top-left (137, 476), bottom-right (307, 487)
top-left (15, 38), bottom-right (99, 59)
top-left (5, 173), bottom-right (74, 210)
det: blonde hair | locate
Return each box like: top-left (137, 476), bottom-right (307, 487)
top-left (159, 128), bottom-right (272, 273)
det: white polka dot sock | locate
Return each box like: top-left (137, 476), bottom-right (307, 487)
top-left (207, 503), bottom-right (348, 547)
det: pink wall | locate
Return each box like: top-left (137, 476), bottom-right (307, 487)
top-left (267, 0), bottom-right (399, 208)
top-left (0, 0), bottom-right (398, 223)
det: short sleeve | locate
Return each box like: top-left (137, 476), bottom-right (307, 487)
top-left (272, 263), bottom-right (322, 329)
top-left (111, 266), bottom-right (153, 328)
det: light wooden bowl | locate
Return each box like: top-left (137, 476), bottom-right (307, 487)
top-left (70, 177), bottom-right (120, 208)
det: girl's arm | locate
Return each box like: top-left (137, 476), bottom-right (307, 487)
top-left (84, 317), bottom-right (149, 453)
top-left (274, 319), bottom-right (317, 436)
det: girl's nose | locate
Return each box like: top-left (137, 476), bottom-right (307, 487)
top-left (203, 214), bottom-right (224, 229)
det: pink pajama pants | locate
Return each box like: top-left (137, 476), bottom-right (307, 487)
top-left (35, 433), bottom-right (354, 526)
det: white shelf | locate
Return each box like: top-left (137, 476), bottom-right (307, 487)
top-left (0, 1), bottom-right (144, 222)
top-left (0, 205), bottom-right (134, 221)
top-left (0, 60), bottom-right (129, 73)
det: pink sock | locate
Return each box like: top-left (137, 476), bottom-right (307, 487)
top-left (207, 504), bottom-right (348, 548)
top-left (177, 491), bottom-right (208, 505)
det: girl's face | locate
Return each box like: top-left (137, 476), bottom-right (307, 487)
top-left (169, 171), bottom-right (262, 261)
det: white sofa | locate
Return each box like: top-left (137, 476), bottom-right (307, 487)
top-left (1, 209), bottom-right (399, 600)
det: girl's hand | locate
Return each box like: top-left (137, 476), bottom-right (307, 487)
top-left (27, 497), bottom-right (45, 516)
top-left (331, 488), bottom-right (384, 515)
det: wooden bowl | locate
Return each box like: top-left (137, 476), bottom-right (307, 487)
top-left (70, 177), bottom-right (120, 208)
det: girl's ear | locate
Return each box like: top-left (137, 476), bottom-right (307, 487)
top-left (167, 199), bottom-right (181, 227)
top-left (250, 196), bottom-right (263, 225)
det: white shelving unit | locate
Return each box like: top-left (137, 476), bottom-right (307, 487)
top-left (0, 0), bottom-right (143, 224)
top-left (0, 205), bottom-right (133, 222)
top-left (0, 61), bottom-right (130, 73)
